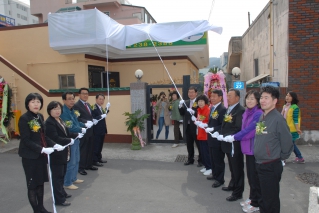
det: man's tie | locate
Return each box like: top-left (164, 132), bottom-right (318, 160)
top-left (84, 103), bottom-right (91, 114)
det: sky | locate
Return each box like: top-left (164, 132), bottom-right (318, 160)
top-left (20, 0), bottom-right (269, 58)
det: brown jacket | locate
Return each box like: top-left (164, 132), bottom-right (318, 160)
top-left (155, 99), bottom-right (171, 126)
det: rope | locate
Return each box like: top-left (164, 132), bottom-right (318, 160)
top-left (47, 155), bottom-right (57, 213)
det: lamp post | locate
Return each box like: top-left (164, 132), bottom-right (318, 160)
top-left (232, 67), bottom-right (241, 79)
top-left (135, 69), bottom-right (143, 82)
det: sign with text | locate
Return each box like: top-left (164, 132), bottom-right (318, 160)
top-left (233, 81), bottom-right (245, 90)
top-left (0, 14), bottom-right (15, 27)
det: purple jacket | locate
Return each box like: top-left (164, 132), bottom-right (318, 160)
top-left (234, 106), bottom-right (263, 155)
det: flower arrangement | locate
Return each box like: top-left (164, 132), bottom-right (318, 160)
top-left (192, 102), bottom-right (198, 108)
top-left (211, 111), bottom-right (219, 119)
top-left (102, 108), bottom-right (106, 114)
top-left (168, 104), bottom-right (173, 111)
top-left (28, 119), bottom-right (41, 132)
top-left (256, 121), bottom-right (267, 135)
top-left (64, 120), bottom-right (73, 128)
top-left (204, 70), bottom-right (228, 108)
top-left (90, 104), bottom-right (95, 110)
top-left (198, 115), bottom-right (206, 121)
top-left (74, 110), bottom-right (80, 117)
top-left (224, 114), bottom-right (233, 123)
top-left (0, 78), bottom-right (14, 128)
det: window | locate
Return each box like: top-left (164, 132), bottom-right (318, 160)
top-left (144, 12), bottom-right (148, 23)
top-left (17, 14), bottom-right (20, 18)
top-left (8, 11), bottom-right (11, 15)
top-left (103, 11), bottom-right (110, 16)
top-left (254, 59), bottom-right (259, 77)
top-left (132, 12), bottom-right (142, 20)
top-left (59, 75), bottom-right (75, 89)
top-left (21, 15), bottom-right (27, 21)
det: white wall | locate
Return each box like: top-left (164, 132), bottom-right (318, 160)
top-left (241, 0), bottom-right (289, 87)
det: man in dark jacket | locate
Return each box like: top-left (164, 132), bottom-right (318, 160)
top-left (255, 86), bottom-right (293, 213)
top-left (216, 89), bottom-right (245, 202)
top-left (178, 86), bottom-right (202, 166)
top-left (91, 93), bottom-right (109, 167)
top-left (205, 89), bottom-right (227, 188)
top-left (73, 88), bottom-right (96, 175)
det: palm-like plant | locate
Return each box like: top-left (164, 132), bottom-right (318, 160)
top-left (123, 109), bottom-right (150, 150)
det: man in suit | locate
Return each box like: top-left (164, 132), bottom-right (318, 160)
top-left (91, 93), bottom-right (109, 167)
top-left (217, 89), bottom-right (245, 201)
top-left (73, 88), bottom-right (97, 175)
top-left (205, 90), bottom-right (227, 188)
top-left (178, 86), bottom-right (202, 166)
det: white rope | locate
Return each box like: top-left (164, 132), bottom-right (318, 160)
top-left (105, 44), bottom-right (110, 102)
top-left (47, 155), bottom-right (57, 213)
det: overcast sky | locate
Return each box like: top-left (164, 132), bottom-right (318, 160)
top-left (21, 0), bottom-right (269, 58)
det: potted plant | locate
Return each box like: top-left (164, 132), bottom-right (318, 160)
top-left (123, 109), bottom-right (150, 150)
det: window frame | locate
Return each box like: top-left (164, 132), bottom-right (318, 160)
top-left (58, 74), bottom-right (76, 89)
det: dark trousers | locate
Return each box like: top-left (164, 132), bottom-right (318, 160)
top-left (199, 141), bottom-right (211, 170)
top-left (173, 121), bottom-right (183, 144)
top-left (51, 164), bottom-right (67, 204)
top-left (79, 134), bottom-right (94, 170)
top-left (226, 148), bottom-right (245, 197)
top-left (211, 144), bottom-right (225, 183)
top-left (93, 134), bottom-right (105, 162)
top-left (186, 124), bottom-right (201, 163)
top-left (256, 160), bottom-right (283, 213)
top-left (246, 155), bottom-right (261, 207)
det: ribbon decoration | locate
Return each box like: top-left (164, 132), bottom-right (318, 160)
top-left (0, 83), bottom-right (9, 144)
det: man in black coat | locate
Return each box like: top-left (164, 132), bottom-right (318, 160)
top-left (217, 89), bottom-right (245, 202)
top-left (178, 86), bottom-right (202, 166)
top-left (205, 90), bottom-right (227, 188)
top-left (91, 93), bottom-right (109, 167)
top-left (73, 88), bottom-right (96, 175)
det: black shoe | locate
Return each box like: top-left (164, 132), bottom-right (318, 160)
top-left (184, 161), bottom-right (194, 166)
top-left (65, 194), bottom-right (72, 198)
top-left (226, 195), bottom-right (242, 202)
top-left (197, 162), bottom-right (203, 167)
top-left (93, 162), bottom-right (103, 167)
top-left (99, 159), bottom-right (107, 163)
top-left (89, 166), bottom-right (98, 170)
top-left (78, 169), bottom-right (87, 175)
top-left (55, 201), bottom-right (71, 206)
top-left (212, 181), bottom-right (224, 188)
top-left (206, 176), bottom-right (215, 181)
top-left (222, 186), bottom-right (234, 191)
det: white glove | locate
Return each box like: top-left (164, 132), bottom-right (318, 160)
top-left (224, 135), bottom-right (235, 143)
top-left (101, 114), bottom-right (107, 119)
top-left (78, 133), bottom-right (84, 138)
top-left (194, 121), bottom-right (201, 126)
top-left (70, 138), bottom-right (75, 145)
top-left (201, 123), bottom-right (208, 128)
top-left (93, 119), bottom-right (98, 125)
top-left (53, 144), bottom-right (65, 151)
top-left (191, 116), bottom-right (196, 121)
top-left (41, 147), bottom-right (54, 155)
top-left (217, 135), bottom-right (224, 141)
top-left (211, 131), bottom-right (219, 138)
top-left (81, 128), bottom-right (86, 134)
top-left (281, 160), bottom-right (285, 166)
top-left (179, 100), bottom-right (185, 108)
top-left (106, 102), bottom-right (111, 109)
top-left (187, 108), bottom-right (195, 114)
top-left (205, 127), bottom-right (214, 133)
top-left (85, 121), bottom-right (93, 128)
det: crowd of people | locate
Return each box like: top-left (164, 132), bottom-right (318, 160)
top-left (18, 85), bottom-right (304, 213)
top-left (18, 88), bottom-right (109, 212)
top-left (178, 85), bottom-right (305, 213)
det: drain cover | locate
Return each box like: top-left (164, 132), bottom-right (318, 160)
top-left (175, 155), bottom-right (199, 162)
top-left (296, 173), bottom-right (319, 186)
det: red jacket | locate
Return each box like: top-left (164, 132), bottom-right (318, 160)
top-left (196, 105), bottom-right (210, 141)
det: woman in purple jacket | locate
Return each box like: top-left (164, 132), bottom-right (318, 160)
top-left (223, 90), bottom-right (263, 212)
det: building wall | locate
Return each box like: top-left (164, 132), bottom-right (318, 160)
top-left (288, 0), bottom-right (319, 134)
top-left (241, 1), bottom-right (289, 87)
top-left (0, 0), bottom-right (38, 25)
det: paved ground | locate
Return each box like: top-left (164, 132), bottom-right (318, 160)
top-left (0, 140), bottom-right (318, 213)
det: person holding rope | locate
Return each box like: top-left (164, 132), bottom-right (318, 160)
top-left (45, 101), bottom-right (79, 207)
top-left (178, 86), bottom-right (202, 167)
top-left (92, 93), bottom-right (109, 167)
top-left (18, 93), bottom-right (62, 213)
top-left (60, 92), bottom-right (86, 189)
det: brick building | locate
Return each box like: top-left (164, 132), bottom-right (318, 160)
top-left (226, 0), bottom-right (319, 144)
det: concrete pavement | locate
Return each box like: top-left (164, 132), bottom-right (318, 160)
top-left (0, 140), bottom-right (318, 213)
